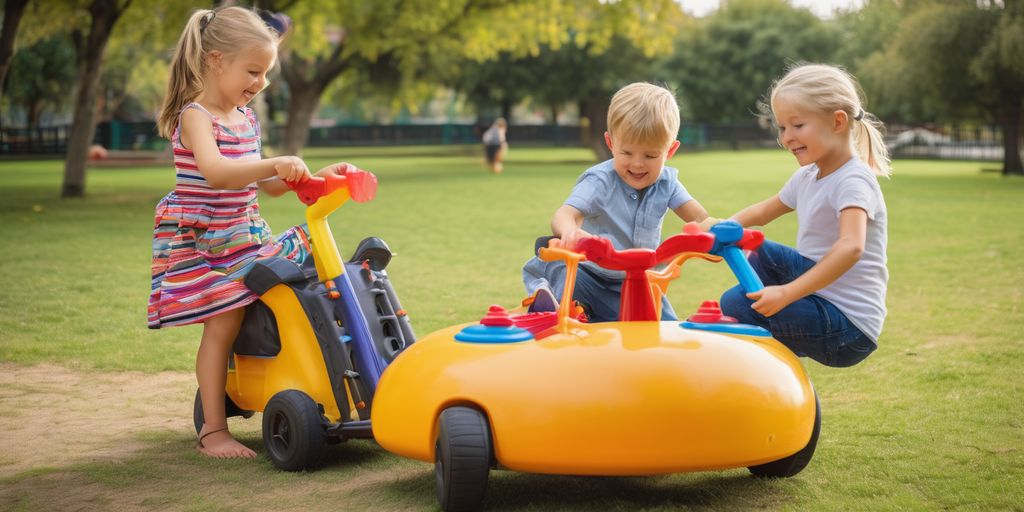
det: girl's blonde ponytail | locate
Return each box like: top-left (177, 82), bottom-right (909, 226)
top-left (157, 10), bottom-right (211, 139)
top-left (854, 111), bottom-right (891, 177)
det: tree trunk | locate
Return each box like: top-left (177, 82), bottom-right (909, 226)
top-left (278, 43), bottom-right (348, 155)
top-left (61, 0), bottom-right (129, 198)
top-left (501, 100), bottom-right (512, 123)
top-left (280, 81), bottom-right (324, 156)
top-left (0, 0), bottom-right (29, 93)
top-left (579, 98), bottom-right (610, 161)
top-left (26, 98), bottom-right (41, 130)
top-left (998, 91), bottom-right (1023, 176)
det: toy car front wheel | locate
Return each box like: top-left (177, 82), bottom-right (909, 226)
top-left (192, 389), bottom-right (254, 435)
top-left (435, 406), bottom-right (492, 512)
top-left (748, 391), bottom-right (821, 478)
top-left (262, 390), bottom-right (327, 471)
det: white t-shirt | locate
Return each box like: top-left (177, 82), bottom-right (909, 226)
top-left (778, 157), bottom-right (888, 341)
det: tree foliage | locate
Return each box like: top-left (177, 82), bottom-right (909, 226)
top-left (0, 0), bottom-right (30, 93)
top-left (264, 0), bottom-right (682, 154)
top-left (873, 1), bottom-right (1024, 175)
top-left (5, 34), bottom-right (76, 128)
top-left (663, 0), bottom-right (836, 123)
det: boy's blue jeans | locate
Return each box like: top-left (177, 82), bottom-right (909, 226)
top-left (719, 241), bottom-right (876, 368)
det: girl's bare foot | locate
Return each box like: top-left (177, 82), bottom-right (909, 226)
top-left (197, 425), bottom-right (257, 459)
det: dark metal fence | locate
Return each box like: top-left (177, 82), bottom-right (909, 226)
top-left (0, 121), bottom-right (776, 154)
top-left (1, 120), bottom-right (1015, 162)
top-left (0, 125), bottom-right (71, 154)
top-left (886, 124), bottom-right (1014, 161)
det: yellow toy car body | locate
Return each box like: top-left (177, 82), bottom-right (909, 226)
top-left (372, 318), bottom-right (815, 475)
top-left (371, 224), bottom-right (819, 511)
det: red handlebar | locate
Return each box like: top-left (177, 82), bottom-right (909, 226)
top-left (286, 168), bottom-right (378, 206)
top-left (574, 232), bottom-right (715, 321)
top-left (575, 233), bottom-right (714, 273)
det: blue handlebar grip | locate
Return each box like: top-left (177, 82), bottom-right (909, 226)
top-left (721, 246), bottom-right (764, 293)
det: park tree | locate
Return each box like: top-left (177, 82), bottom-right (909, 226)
top-left (4, 34), bottom-right (76, 129)
top-left (15, 0), bottom-right (134, 197)
top-left (15, 0), bottom-right (189, 197)
top-left (61, 0), bottom-right (132, 197)
top-left (433, 2), bottom-right (683, 160)
top-left (451, 36), bottom-right (659, 159)
top-left (255, 0), bottom-right (682, 156)
top-left (0, 0), bottom-right (30, 92)
top-left (664, 0), bottom-right (837, 123)
top-left (95, 3), bottom-right (188, 123)
top-left (831, 0), bottom-right (908, 121)
top-left (874, 1), bottom-right (1024, 175)
top-left (453, 51), bottom-right (539, 123)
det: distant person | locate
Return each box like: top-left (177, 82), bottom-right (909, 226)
top-left (710, 63), bottom-right (890, 367)
top-left (482, 117), bottom-right (508, 173)
top-left (521, 82), bottom-right (709, 322)
top-left (150, 6), bottom-right (357, 459)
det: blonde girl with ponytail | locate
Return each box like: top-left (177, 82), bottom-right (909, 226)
top-left (149, 7), bottom-right (358, 458)
top-left (713, 63), bottom-right (890, 368)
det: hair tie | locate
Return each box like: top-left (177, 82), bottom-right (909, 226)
top-left (854, 109), bottom-right (865, 121)
top-left (199, 11), bottom-right (216, 33)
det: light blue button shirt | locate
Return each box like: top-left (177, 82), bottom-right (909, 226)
top-left (523, 159), bottom-right (693, 293)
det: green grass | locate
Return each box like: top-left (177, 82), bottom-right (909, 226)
top-left (1, 147), bottom-right (1022, 509)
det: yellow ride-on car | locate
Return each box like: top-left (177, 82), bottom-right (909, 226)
top-left (192, 170), bottom-right (416, 470)
top-left (371, 222), bottom-right (818, 511)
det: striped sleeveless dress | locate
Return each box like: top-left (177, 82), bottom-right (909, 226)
top-left (148, 102), bottom-right (310, 328)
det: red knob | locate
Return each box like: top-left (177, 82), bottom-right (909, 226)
top-left (686, 300), bottom-right (737, 323)
top-left (480, 305), bottom-right (514, 327)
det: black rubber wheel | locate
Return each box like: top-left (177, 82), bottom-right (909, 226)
top-left (262, 390), bottom-right (327, 471)
top-left (435, 406), bottom-right (492, 512)
top-left (192, 389), bottom-right (255, 435)
top-left (748, 391), bottom-right (821, 478)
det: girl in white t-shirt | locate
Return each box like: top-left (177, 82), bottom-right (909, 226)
top-left (716, 63), bottom-right (890, 367)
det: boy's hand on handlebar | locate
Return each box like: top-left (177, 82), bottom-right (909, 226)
top-left (274, 156), bottom-right (312, 183)
top-left (747, 285), bottom-right (794, 317)
top-left (560, 228), bottom-right (593, 252)
top-left (316, 161), bottom-right (358, 177)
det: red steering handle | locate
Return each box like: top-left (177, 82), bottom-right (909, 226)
top-left (573, 232), bottom-right (715, 321)
top-left (286, 167), bottom-right (378, 206)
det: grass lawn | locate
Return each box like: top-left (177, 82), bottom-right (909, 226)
top-left (0, 146), bottom-right (1022, 510)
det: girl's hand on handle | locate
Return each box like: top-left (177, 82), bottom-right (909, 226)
top-left (274, 156), bottom-right (311, 183)
top-left (697, 217), bottom-right (721, 232)
top-left (747, 285), bottom-right (794, 317)
top-left (315, 162), bottom-right (358, 177)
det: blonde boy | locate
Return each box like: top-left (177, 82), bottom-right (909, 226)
top-left (522, 82), bottom-right (708, 322)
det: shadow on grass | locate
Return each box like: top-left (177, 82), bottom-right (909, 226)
top-left (382, 466), bottom-right (795, 510)
top-left (0, 432), bottom-right (428, 510)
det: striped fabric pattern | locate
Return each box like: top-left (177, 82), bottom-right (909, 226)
top-left (148, 102), bottom-right (310, 329)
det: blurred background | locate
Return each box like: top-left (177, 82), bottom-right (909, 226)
top-left (0, 0), bottom-right (1021, 198)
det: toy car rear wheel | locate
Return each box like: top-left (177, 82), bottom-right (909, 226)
top-left (435, 406), bottom-right (492, 512)
top-left (192, 389), bottom-right (255, 435)
top-left (262, 390), bottom-right (327, 471)
top-left (748, 391), bottom-right (821, 478)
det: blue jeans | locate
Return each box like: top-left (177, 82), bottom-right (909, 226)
top-left (719, 241), bottom-right (876, 367)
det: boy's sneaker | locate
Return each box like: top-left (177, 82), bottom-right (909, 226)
top-left (527, 285), bottom-right (559, 313)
